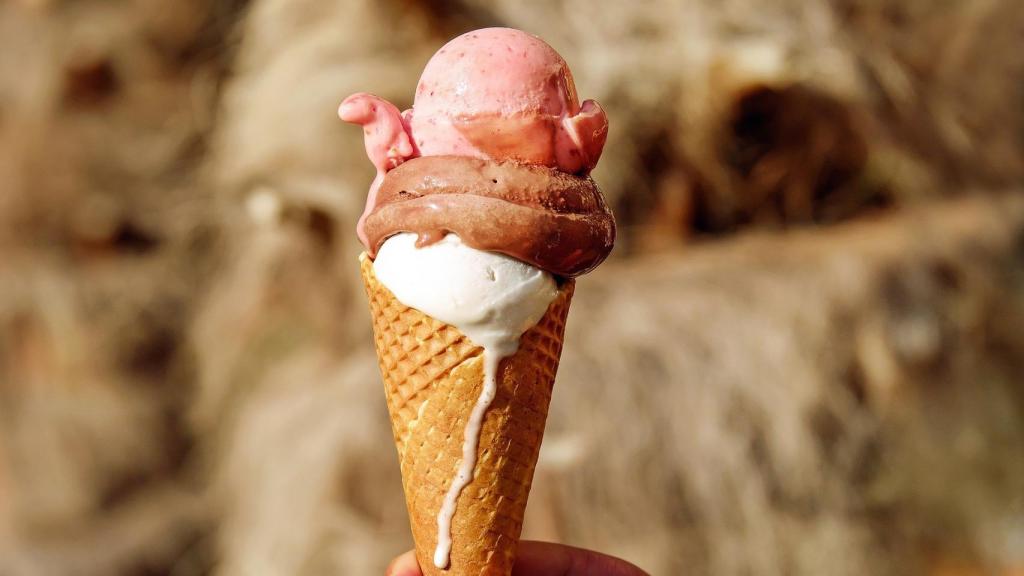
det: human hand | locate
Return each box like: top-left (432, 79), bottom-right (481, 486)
top-left (385, 541), bottom-right (649, 576)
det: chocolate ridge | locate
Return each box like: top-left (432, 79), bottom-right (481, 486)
top-left (363, 156), bottom-right (615, 277)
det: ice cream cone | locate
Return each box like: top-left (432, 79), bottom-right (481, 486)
top-left (360, 254), bottom-right (574, 575)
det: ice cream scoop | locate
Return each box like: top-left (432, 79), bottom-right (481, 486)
top-left (408, 27), bottom-right (608, 174)
top-left (374, 233), bottom-right (557, 352)
top-left (364, 155), bottom-right (614, 278)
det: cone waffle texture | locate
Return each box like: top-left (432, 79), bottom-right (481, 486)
top-left (360, 253), bottom-right (574, 575)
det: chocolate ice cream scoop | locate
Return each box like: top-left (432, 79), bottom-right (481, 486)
top-left (362, 155), bottom-right (615, 278)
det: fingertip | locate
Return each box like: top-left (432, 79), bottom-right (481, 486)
top-left (338, 101), bottom-right (356, 122)
top-left (385, 549), bottom-right (422, 576)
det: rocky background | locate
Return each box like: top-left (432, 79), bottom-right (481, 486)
top-left (0, 0), bottom-right (1022, 575)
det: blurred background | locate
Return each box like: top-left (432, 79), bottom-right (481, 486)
top-left (1, 0), bottom-right (1023, 574)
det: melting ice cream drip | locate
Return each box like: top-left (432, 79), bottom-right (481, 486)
top-left (372, 233), bottom-right (556, 568)
top-left (434, 339), bottom-right (515, 568)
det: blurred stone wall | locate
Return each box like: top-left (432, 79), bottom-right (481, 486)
top-left (0, 0), bottom-right (1022, 575)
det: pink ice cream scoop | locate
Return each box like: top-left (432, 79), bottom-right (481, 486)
top-left (407, 27), bottom-right (608, 172)
top-left (339, 27), bottom-right (609, 246)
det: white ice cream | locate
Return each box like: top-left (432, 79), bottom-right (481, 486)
top-left (373, 232), bottom-right (558, 568)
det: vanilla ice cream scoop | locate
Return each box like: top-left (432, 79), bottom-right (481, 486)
top-left (374, 233), bottom-right (557, 356)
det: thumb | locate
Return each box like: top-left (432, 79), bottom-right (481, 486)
top-left (513, 541), bottom-right (649, 576)
top-left (384, 541), bottom-right (648, 576)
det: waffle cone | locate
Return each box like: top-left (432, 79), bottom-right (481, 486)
top-left (360, 254), bottom-right (574, 575)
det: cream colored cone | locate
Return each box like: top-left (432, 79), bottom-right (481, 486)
top-left (360, 254), bottom-right (573, 575)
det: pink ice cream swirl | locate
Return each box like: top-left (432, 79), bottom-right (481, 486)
top-left (338, 27), bottom-right (609, 249)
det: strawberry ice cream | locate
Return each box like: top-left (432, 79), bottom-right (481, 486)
top-left (407, 27), bottom-right (608, 172)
